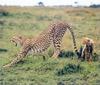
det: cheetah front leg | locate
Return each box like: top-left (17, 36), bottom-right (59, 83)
top-left (3, 45), bottom-right (31, 68)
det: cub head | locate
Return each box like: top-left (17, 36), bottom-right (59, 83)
top-left (82, 37), bottom-right (94, 46)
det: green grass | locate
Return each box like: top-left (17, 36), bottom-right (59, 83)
top-left (0, 6), bottom-right (100, 85)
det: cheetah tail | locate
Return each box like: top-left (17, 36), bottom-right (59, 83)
top-left (67, 25), bottom-right (78, 53)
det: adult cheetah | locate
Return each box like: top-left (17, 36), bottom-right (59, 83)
top-left (3, 21), bottom-right (78, 68)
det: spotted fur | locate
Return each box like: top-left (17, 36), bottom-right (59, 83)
top-left (11, 35), bottom-right (47, 60)
top-left (3, 21), bottom-right (77, 67)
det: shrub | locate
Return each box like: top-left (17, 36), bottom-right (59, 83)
top-left (0, 10), bottom-right (9, 16)
top-left (0, 48), bottom-right (8, 52)
top-left (56, 63), bottom-right (83, 76)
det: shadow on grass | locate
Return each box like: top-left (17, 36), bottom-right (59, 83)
top-left (58, 50), bottom-right (75, 58)
top-left (0, 48), bottom-right (8, 52)
top-left (58, 50), bottom-right (99, 62)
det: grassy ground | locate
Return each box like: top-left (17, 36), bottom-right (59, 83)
top-left (0, 6), bottom-right (100, 85)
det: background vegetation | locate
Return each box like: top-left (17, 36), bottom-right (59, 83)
top-left (0, 6), bottom-right (100, 85)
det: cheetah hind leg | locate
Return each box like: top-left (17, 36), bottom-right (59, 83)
top-left (52, 38), bottom-right (61, 58)
top-left (52, 43), bottom-right (61, 58)
top-left (52, 49), bottom-right (60, 58)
